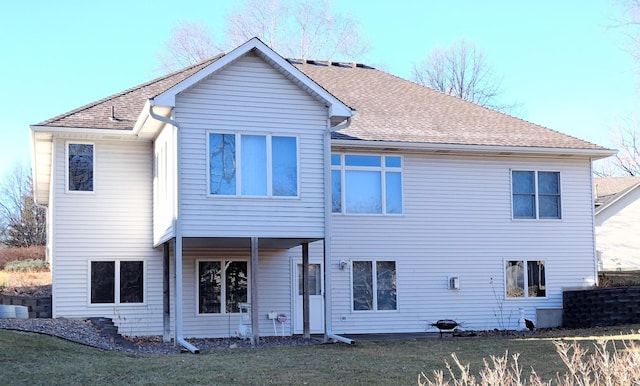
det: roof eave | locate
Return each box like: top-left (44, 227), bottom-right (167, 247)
top-left (331, 139), bottom-right (617, 159)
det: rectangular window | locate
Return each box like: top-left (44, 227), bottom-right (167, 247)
top-left (68, 143), bottom-right (94, 192)
top-left (512, 170), bottom-right (560, 219)
top-left (352, 260), bottom-right (397, 311)
top-left (90, 260), bottom-right (144, 304)
top-left (505, 260), bottom-right (546, 298)
top-left (332, 154), bottom-right (402, 214)
top-left (209, 133), bottom-right (297, 197)
top-left (198, 259), bottom-right (248, 314)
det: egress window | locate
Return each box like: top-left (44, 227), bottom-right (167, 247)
top-left (512, 171), bottom-right (561, 219)
top-left (90, 260), bottom-right (144, 304)
top-left (68, 143), bottom-right (94, 192)
top-left (331, 154), bottom-right (402, 214)
top-left (198, 260), bottom-right (248, 314)
top-left (505, 260), bottom-right (546, 298)
top-left (208, 133), bottom-right (298, 197)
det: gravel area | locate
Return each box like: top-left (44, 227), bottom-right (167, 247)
top-left (0, 318), bottom-right (322, 354)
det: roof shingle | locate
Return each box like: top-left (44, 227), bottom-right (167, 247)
top-left (34, 54), bottom-right (607, 151)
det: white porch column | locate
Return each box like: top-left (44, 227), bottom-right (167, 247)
top-left (250, 237), bottom-right (259, 345)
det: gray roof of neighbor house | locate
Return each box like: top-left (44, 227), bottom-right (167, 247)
top-left (594, 176), bottom-right (640, 211)
top-left (35, 55), bottom-right (607, 150)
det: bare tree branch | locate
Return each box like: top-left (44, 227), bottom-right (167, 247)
top-left (412, 39), bottom-right (515, 112)
top-left (155, 20), bottom-right (222, 73)
top-left (157, 0), bottom-right (369, 72)
top-left (0, 163), bottom-right (46, 247)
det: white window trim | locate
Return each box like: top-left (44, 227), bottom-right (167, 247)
top-left (332, 153), bottom-right (404, 215)
top-left (195, 258), bottom-right (251, 316)
top-left (206, 131), bottom-right (300, 199)
top-left (65, 141), bottom-right (95, 194)
top-left (510, 169), bottom-right (562, 220)
top-left (350, 259), bottom-right (399, 312)
top-left (87, 259), bottom-right (146, 306)
top-left (503, 259), bottom-right (547, 299)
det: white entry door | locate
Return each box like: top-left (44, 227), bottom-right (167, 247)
top-left (293, 262), bottom-right (324, 334)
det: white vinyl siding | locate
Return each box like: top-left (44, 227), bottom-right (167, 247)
top-left (153, 126), bottom-right (175, 245)
top-left (595, 187), bottom-right (640, 271)
top-left (175, 52), bottom-right (328, 239)
top-left (51, 138), bottom-right (163, 336)
top-left (328, 154), bottom-right (596, 334)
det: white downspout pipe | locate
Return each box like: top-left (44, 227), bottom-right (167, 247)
top-left (323, 116), bottom-right (354, 345)
top-left (148, 102), bottom-right (200, 354)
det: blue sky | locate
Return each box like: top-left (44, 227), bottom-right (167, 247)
top-left (0, 1), bottom-right (636, 181)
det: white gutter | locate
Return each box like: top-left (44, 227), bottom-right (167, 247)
top-left (323, 117), bottom-right (354, 345)
top-left (331, 139), bottom-right (617, 160)
top-left (148, 102), bottom-right (200, 354)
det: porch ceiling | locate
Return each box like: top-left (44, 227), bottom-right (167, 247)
top-left (182, 237), bottom-right (322, 249)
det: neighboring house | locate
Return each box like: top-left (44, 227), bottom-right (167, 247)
top-left (30, 38), bottom-right (614, 348)
top-left (594, 176), bottom-right (640, 271)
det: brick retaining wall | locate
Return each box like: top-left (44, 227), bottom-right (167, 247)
top-left (0, 295), bottom-right (51, 318)
top-left (563, 287), bottom-right (640, 328)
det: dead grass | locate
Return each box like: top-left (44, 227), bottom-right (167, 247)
top-left (0, 270), bottom-right (51, 290)
top-left (2, 325), bottom-right (640, 385)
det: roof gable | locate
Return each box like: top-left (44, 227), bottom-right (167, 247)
top-left (151, 37), bottom-right (353, 122)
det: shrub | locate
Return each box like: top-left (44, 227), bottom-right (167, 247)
top-left (419, 338), bottom-right (640, 385)
top-left (0, 246), bottom-right (45, 270)
top-left (5, 258), bottom-right (49, 272)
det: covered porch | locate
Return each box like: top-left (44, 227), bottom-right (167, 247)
top-left (163, 236), bottom-right (326, 350)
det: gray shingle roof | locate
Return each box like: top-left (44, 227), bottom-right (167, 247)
top-left (35, 54), bottom-right (607, 150)
top-left (594, 176), bottom-right (640, 210)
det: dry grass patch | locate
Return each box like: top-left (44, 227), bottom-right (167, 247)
top-left (0, 270), bottom-right (51, 291)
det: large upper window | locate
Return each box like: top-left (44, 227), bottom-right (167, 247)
top-left (198, 260), bottom-right (248, 314)
top-left (505, 260), bottom-right (546, 298)
top-left (352, 260), bottom-right (397, 311)
top-left (68, 143), bottom-right (94, 192)
top-left (90, 260), bottom-right (144, 304)
top-left (208, 133), bottom-right (297, 197)
top-left (511, 171), bottom-right (560, 219)
top-left (332, 154), bottom-right (402, 214)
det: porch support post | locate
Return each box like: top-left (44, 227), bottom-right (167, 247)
top-left (250, 237), bottom-right (259, 345)
top-left (162, 242), bottom-right (171, 342)
top-left (302, 242), bottom-right (310, 339)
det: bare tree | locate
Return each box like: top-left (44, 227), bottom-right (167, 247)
top-left (155, 20), bottom-right (222, 73)
top-left (612, 0), bottom-right (640, 63)
top-left (412, 39), bottom-right (509, 111)
top-left (225, 0), bottom-right (369, 60)
top-left (158, 0), bottom-right (369, 72)
top-left (0, 164), bottom-right (46, 247)
top-left (608, 117), bottom-right (640, 176)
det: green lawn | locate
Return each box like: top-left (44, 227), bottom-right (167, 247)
top-left (1, 326), bottom-right (639, 385)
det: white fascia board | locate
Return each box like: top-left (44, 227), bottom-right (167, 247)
top-left (152, 37), bottom-right (353, 119)
top-left (30, 125), bottom-right (139, 140)
top-left (331, 139), bottom-right (617, 160)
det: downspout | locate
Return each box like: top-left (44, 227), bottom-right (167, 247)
top-left (323, 116), bottom-right (354, 345)
top-left (148, 102), bottom-right (200, 354)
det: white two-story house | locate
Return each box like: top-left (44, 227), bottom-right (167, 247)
top-left (30, 38), bottom-right (613, 350)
